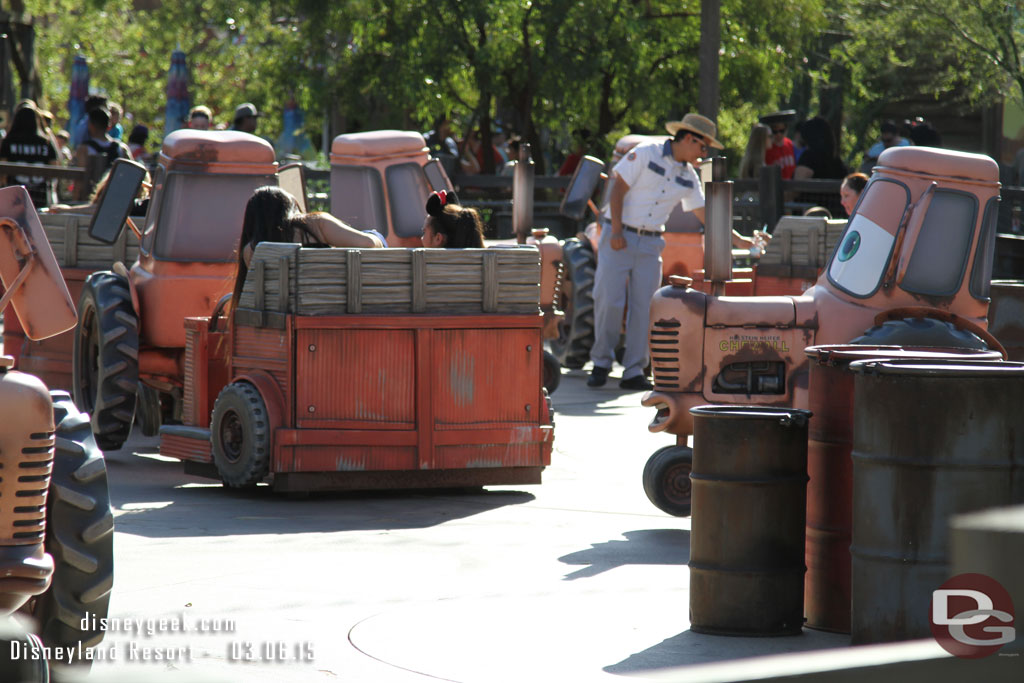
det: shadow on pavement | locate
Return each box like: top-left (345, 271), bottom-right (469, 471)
top-left (605, 628), bottom-right (847, 674)
top-left (104, 437), bottom-right (535, 538)
top-left (558, 529), bottom-right (690, 580)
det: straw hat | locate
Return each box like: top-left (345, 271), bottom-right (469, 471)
top-left (665, 113), bottom-right (723, 149)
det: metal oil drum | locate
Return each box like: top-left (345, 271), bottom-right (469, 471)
top-left (803, 345), bottom-right (1002, 634)
top-left (989, 280), bottom-right (1024, 361)
top-left (848, 358), bottom-right (1024, 644)
top-left (688, 405), bottom-right (812, 636)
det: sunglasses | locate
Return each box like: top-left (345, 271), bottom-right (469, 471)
top-left (771, 127), bottom-right (787, 135)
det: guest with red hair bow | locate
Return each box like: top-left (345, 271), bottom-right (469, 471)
top-left (421, 190), bottom-right (485, 248)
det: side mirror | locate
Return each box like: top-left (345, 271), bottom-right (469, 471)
top-left (278, 162), bottom-right (307, 213)
top-left (424, 158), bottom-right (454, 194)
top-left (87, 158), bottom-right (148, 244)
top-left (0, 187), bottom-right (77, 340)
top-left (560, 155), bottom-right (605, 220)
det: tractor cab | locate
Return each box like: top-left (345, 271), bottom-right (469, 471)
top-left (330, 130), bottom-right (454, 248)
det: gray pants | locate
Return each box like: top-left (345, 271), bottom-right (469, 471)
top-left (590, 220), bottom-right (664, 379)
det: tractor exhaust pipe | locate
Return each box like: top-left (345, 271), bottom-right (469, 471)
top-left (512, 143), bottom-right (535, 244)
top-left (703, 156), bottom-right (733, 294)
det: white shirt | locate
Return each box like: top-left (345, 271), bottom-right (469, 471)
top-left (604, 139), bottom-right (704, 232)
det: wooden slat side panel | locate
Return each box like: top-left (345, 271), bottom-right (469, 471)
top-left (160, 433), bottom-right (212, 463)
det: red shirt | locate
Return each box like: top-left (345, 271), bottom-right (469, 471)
top-left (765, 137), bottom-right (796, 180)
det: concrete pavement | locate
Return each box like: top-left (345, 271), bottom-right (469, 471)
top-left (64, 367), bottom-right (876, 682)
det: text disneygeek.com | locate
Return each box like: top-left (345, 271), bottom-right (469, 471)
top-left (8, 612), bottom-right (315, 664)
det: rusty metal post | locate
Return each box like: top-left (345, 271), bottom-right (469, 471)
top-left (689, 405), bottom-right (811, 636)
top-left (703, 156), bottom-right (732, 291)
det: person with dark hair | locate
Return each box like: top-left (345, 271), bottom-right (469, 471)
top-left (421, 190), bottom-right (485, 248)
top-left (425, 115), bottom-right (459, 158)
top-left (906, 117), bottom-right (941, 147)
top-left (793, 117), bottom-right (847, 217)
top-left (232, 186), bottom-right (385, 308)
top-left (70, 94), bottom-right (108, 148)
top-left (860, 119), bottom-right (910, 172)
top-left (73, 107), bottom-right (131, 201)
top-left (0, 100), bottom-right (59, 207)
top-left (231, 103), bottom-right (261, 134)
top-left (839, 172), bottom-right (869, 217)
top-left (127, 124), bottom-right (150, 162)
top-left (558, 128), bottom-right (593, 176)
top-left (759, 110), bottom-right (798, 179)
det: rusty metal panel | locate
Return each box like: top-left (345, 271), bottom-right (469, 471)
top-left (286, 446), bottom-right (417, 473)
top-left (850, 358), bottom-right (1024, 645)
top-left (705, 295), bottom-right (795, 327)
top-left (689, 405), bottom-right (810, 636)
top-left (159, 431), bottom-right (212, 463)
top-left (183, 322), bottom-right (200, 425)
top-left (437, 444), bottom-right (543, 469)
top-left (702, 326), bottom-right (813, 405)
top-left (295, 328), bottom-right (415, 428)
top-left (433, 328), bottom-right (538, 426)
top-left (233, 323), bottom-right (290, 413)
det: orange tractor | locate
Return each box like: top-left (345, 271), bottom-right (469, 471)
top-left (0, 187), bottom-right (114, 675)
top-left (158, 242), bottom-right (554, 492)
top-left (639, 145), bottom-right (1007, 515)
top-left (73, 129), bottom-right (455, 451)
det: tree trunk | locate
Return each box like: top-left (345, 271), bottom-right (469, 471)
top-left (698, 0), bottom-right (720, 123)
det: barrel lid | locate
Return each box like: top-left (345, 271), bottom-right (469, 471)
top-left (690, 404), bottom-right (812, 426)
top-left (805, 344), bottom-right (1003, 365)
top-left (849, 358), bottom-right (1024, 377)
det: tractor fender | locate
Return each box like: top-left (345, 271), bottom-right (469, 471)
top-left (230, 370), bottom-right (286, 451)
top-left (112, 261), bottom-right (141, 321)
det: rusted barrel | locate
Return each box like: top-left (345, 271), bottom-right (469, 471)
top-left (849, 358), bottom-right (1024, 644)
top-left (688, 405), bottom-right (811, 636)
top-left (803, 345), bottom-right (1003, 634)
top-left (990, 280), bottom-right (1024, 361)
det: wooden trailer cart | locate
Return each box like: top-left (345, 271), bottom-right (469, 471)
top-left (159, 243), bottom-right (554, 492)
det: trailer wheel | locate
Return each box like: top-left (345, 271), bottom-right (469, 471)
top-left (642, 445), bottom-right (693, 517)
top-left (135, 382), bottom-right (162, 437)
top-left (550, 238), bottom-right (596, 369)
top-left (211, 382), bottom-right (270, 489)
top-left (851, 317), bottom-right (989, 350)
top-left (33, 391), bottom-right (115, 660)
top-left (542, 350), bottom-right (562, 394)
top-left (73, 271), bottom-right (138, 451)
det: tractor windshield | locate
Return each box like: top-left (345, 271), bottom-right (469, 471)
top-left (899, 189), bottom-right (978, 297)
top-left (827, 178), bottom-right (908, 297)
top-left (386, 162), bottom-right (432, 239)
top-left (145, 171), bottom-right (277, 262)
top-left (330, 165), bottom-right (387, 238)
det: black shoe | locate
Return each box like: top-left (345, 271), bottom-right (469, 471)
top-left (587, 365), bottom-right (610, 388)
top-left (619, 375), bottom-right (653, 391)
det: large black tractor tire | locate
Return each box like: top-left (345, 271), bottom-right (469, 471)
top-left (851, 317), bottom-right (989, 350)
top-left (642, 445), bottom-right (693, 517)
top-left (550, 238), bottom-right (596, 369)
top-left (211, 382), bottom-right (271, 489)
top-left (542, 350), bottom-right (562, 395)
top-left (73, 271), bottom-right (139, 451)
top-left (33, 391), bottom-right (115, 659)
